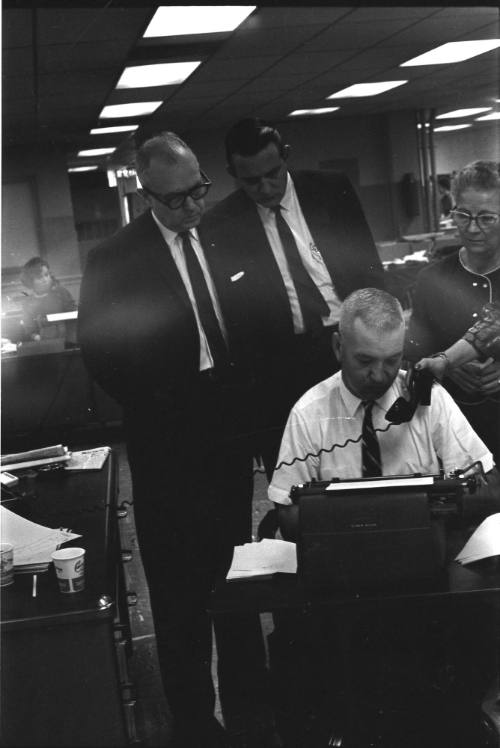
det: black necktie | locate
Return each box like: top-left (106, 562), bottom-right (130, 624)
top-left (179, 231), bottom-right (228, 368)
top-left (273, 205), bottom-right (330, 333)
top-left (361, 401), bottom-right (382, 477)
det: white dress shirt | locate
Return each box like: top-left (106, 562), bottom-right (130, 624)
top-left (256, 173), bottom-right (342, 333)
top-left (152, 212), bottom-right (227, 371)
top-left (268, 370), bottom-right (494, 505)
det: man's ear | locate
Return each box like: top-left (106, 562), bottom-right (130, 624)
top-left (332, 330), bottom-right (342, 360)
top-left (282, 144), bottom-right (291, 161)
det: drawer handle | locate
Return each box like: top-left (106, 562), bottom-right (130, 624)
top-left (117, 507), bottom-right (128, 519)
top-left (121, 550), bottom-right (133, 563)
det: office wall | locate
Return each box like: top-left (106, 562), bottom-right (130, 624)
top-left (2, 144), bottom-right (81, 280)
top-left (434, 124), bottom-right (499, 175)
top-left (185, 109), bottom-right (424, 241)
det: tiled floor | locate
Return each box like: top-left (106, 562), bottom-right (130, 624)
top-left (113, 442), bottom-right (273, 746)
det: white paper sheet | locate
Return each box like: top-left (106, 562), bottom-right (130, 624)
top-left (226, 538), bottom-right (297, 580)
top-left (455, 513), bottom-right (500, 565)
top-left (0, 505), bottom-right (81, 568)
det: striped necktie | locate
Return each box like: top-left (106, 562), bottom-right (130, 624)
top-left (272, 205), bottom-right (329, 333)
top-left (179, 231), bottom-right (228, 368)
top-left (361, 400), bottom-right (382, 477)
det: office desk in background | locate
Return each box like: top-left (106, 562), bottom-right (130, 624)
top-left (1, 346), bottom-right (122, 451)
top-left (0, 451), bottom-right (138, 747)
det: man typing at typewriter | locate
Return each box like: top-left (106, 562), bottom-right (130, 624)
top-left (267, 288), bottom-right (500, 747)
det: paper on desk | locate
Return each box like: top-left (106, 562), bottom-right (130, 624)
top-left (226, 538), bottom-right (297, 581)
top-left (455, 513), bottom-right (500, 565)
top-left (0, 505), bottom-right (81, 570)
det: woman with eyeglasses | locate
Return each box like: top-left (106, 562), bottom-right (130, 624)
top-left (407, 160), bottom-right (500, 462)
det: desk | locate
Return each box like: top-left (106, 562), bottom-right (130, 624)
top-left (211, 538), bottom-right (500, 746)
top-left (1, 346), bottom-right (122, 451)
top-left (0, 452), bottom-right (137, 747)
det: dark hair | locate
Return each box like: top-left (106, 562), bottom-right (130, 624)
top-left (225, 118), bottom-right (285, 167)
top-left (135, 131), bottom-right (195, 186)
top-left (437, 175), bottom-right (451, 191)
top-left (452, 160), bottom-right (500, 199)
top-left (20, 257), bottom-right (51, 290)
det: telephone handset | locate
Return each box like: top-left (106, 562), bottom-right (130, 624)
top-left (385, 368), bottom-right (434, 424)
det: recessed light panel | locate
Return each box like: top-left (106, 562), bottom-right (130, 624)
top-left (327, 81), bottom-right (407, 98)
top-left (436, 108), bottom-right (492, 119)
top-left (144, 6), bottom-right (255, 37)
top-left (78, 148), bottom-right (115, 157)
top-left (289, 107), bottom-right (340, 116)
top-left (117, 62), bottom-right (201, 89)
top-left (91, 125), bottom-right (138, 135)
top-left (68, 166), bottom-right (99, 172)
top-left (475, 112), bottom-right (500, 121)
top-left (434, 125), bottom-right (472, 132)
top-left (401, 40), bottom-right (500, 66)
top-left (100, 102), bottom-right (162, 119)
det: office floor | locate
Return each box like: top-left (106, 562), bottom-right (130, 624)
top-left (113, 441), bottom-right (273, 746)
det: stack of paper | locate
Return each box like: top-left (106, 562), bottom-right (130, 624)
top-left (455, 513), bottom-right (500, 565)
top-left (0, 505), bottom-right (81, 573)
top-left (65, 446), bottom-right (111, 471)
top-left (1, 444), bottom-right (71, 472)
top-left (226, 539), bottom-right (297, 581)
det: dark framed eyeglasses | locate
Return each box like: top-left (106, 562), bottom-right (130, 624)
top-left (141, 171), bottom-right (212, 209)
top-left (451, 209), bottom-right (500, 231)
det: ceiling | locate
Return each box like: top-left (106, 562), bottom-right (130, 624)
top-left (3, 4), bottom-right (499, 169)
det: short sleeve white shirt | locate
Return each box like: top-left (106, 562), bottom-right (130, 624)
top-left (268, 370), bottom-right (494, 505)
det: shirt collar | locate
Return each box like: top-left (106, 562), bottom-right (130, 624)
top-left (151, 210), bottom-right (197, 246)
top-left (255, 171), bottom-right (294, 221)
top-left (339, 372), bottom-right (403, 418)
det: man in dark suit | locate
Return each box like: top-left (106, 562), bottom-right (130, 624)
top-left (202, 118), bottom-right (385, 482)
top-left (78, 132), bottom-right (256, 748)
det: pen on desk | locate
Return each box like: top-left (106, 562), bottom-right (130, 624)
top-left (32, 574), bottom-right (37, 598)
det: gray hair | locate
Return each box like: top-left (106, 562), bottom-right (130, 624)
top-left (135, 131), bottom-right (195, 186)
top-left (452, 160), bottom-right (500, 200)
top-left (339, 288), bottom-right (404, 336)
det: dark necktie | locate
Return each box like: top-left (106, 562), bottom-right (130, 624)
top-left (361, 401), bottom-right (382, 477)
top-left (179, 231), bottom-right (228, 368)
top-left (272, 205), bottom-right (330, 333)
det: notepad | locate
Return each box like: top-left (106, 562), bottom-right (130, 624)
top-left (0, 505), bottom-right (81, 573)
top-left (226, 539), bottom-right (297, 581)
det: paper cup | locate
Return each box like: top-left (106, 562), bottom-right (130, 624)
top-left (51, 547), bottom-right (86, 593)
top-left (0, 543), bottom-right (14, 587)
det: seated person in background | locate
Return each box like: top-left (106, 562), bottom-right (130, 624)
top-left (416, 301), bottom-right (500, 379)
top-left (20, 257), bottom-right (76, 342)
top-left (437, 174), bottom-right (453, 218)
top-left (267, 288), bottom-right (499, 748)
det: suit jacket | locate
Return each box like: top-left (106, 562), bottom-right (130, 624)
top-left (78, 210), bottom-right (204, 410)
top-left (201, 170), bottom-right (384, 369)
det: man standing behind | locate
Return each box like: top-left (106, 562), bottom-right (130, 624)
top-left (78, 132), bottom-right (254, 748)
top-left (203, 118), bottom-right (385, 482)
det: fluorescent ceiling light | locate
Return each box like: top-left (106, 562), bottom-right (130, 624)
top-left (328, 81), bottom-right (407, 98)
top-left (78, 148), bottom-right (115, 157)
top-left (100, 102), bottom-right (162, 119)
top-left (476, 112), bottom-right (500, 121)
top-left (401, 40), bottom-right (500, 66)
top-left (117, 61), bottom-right (201, 89)
top-left (434, 125), bottom-right (472, 132)
top-left (436, 107), bottom-right (492, 119)
top-left (289, 107), bottom-right (340, 116)
top-left (91, 125), bottom-right (138, 134)
top-left (144, 6), bottom-right (255, 37)
top-left (68, 166), bottom-right (99, 172)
